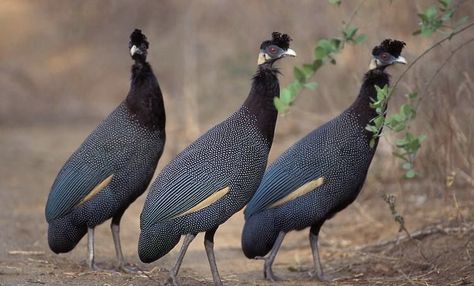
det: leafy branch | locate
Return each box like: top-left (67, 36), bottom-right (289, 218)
top-left (366, 0), bottom-right (473, 178)
top-left (413, 0), bottom-right (468, 37)
top-left (274, 0), bottom-right (367, 113)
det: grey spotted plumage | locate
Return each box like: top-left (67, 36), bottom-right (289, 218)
top-left (139, 32), bottom-right (296, 286)
top-left (242, 39), bottom-right (406, 281)
top-left (45, 29), bottom-right (166, 271)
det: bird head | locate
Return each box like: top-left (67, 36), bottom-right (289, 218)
top-left (369, 39), bottom-right (407, 70)
top-left (129, 29), bottom-right (149, 61)
top-left (257, 32), bottom-right (296, 65)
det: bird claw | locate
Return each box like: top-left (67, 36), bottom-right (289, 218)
top-left (166, 273), bottom-right (181, 286)
top-left (264, 263), bottom-right (285, 282)
top-left (117, 263), bottom-right (142, 274)
top-left (308, 270), bottom-right (334, 281)
top-left (87, 263), bottom-right (116, 274)
top-left (264, 270), bottom-right (285, 282)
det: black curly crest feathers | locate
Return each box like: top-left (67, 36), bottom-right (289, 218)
top-left (372, 39), bottom-right (406, 58)
top-left (129, 29), bottom-right (149, 49)
top-left (260, 32), bottom-right (292, 50)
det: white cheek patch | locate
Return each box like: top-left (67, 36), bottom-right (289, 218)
top-left (77, 174), bottom-right (114, 206)
top-left (257, 52), bottom-right (266, 65)
top-left (269, 177), bottom-right (325, 208)
top-left (369, 58), bottom-right (377, 70)
top-left (173, 186), bottom-right (231, 218)
top-left (130, 45), bottom-right (140, 56)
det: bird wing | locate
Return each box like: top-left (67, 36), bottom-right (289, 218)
top-left (244, 129), bottom-right (326, 218)
top-left (141, 137), bottom-right (233, 227)
top-left (45, 163), bottom-right (114, 222)
top-left (45, 104), bottom-right (141, 222)
top-left (141, 108), bottom-right (266, 229)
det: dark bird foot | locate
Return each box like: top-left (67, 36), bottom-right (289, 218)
top-left (166, 273), bottom-right (181, 286)
top-left (308, 270), bottom-right (334, 282)
top-left (264, 266), bottom-right (285, 282)
top-left (116, 262), bottom-right (142, 274)
top-left (87, 263), bottom-right (115, 273)
top-left (265, 272), bottom-right (285, 282)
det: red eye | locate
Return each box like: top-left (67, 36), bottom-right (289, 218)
top-left (269, 46), bottom-right (278, 54)
top-left (381, 53), bottom-right (390, 61)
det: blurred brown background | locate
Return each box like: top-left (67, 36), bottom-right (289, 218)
top-left (1, 1), bottom-right (473, 285)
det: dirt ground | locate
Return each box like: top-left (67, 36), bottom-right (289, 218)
top-left (1, 124), bottom-right (473, 286)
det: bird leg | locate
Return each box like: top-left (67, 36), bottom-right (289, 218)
top-left (256, 231), bottom-right (286, 282)
top-left (87, 227), bottom-right (102, 271)
top-left (167, 233), bottom-right (196, 286)
top-left (111, 218), bottom-right (140, 273)
top-left (308, 225), bottom-right (332, 281)
top-left (204, 227), bottom-right (223, 286)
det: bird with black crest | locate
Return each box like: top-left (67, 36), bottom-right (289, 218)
top-left (242, 39), bottom-right (406, 282)
top-left (139, 32), bottom-right (296, 286)
top-left (45, 29), bottom-right (166, 272)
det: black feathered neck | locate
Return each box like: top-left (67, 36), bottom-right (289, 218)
top-left (347, 68), bottom-right (390, 141)
top-left (126, 61), bottom-right (166, 131)
top-left (243, 63), bottom-right (280, 147)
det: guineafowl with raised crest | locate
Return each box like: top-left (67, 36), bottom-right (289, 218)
top-left (45, 29), bottom-right (166, 272)
top-left (242, 39), bottom-right (406, 282)
top-left (139, 32), bottom-right (296, 286)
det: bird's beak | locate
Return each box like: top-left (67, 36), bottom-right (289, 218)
top-left (283, 48), bottom-right (297, 57)
top-left (393, 55), bottom-right (407, 65)
top-left (369, 58), bottom-right (377, 70)
top-left (257, 52), bottom-right (266, 65)
top-left (130, 45), bottom-right (142, 56)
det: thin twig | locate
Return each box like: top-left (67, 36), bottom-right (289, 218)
top-left (391, 21), bottom-right (474, 94)
top-left (415, 37), bottom-right (474, 110)
top-left (345, 0), bottom-right (367, 26)
top-left (359, 222), bottom-right (474, 251)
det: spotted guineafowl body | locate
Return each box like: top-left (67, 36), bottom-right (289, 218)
top-left (45, 29), bottom-right (166, 270)
top-left (140, 105), bottom-right (270, 260)
top-left (139, 32), bottom-right (296, 286)
top-left (243, 70), bottom-right (385, 255)
top-left (46, 102), bottom-right (165, 250)
top-left (242, 39), bottom-right (406, 281)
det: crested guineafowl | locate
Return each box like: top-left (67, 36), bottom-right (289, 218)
top-left (139, 32), bottom-right (296, 286)
top-left (45, 29), bottom-right (166, 272)
top-left (242, 39), bottom-right (406, 281)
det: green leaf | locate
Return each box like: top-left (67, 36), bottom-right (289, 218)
top-left (401, 104), bottom-right (416, 120)
top-left (314, 46), bottom-right (327, 60)
top-left (303, 63), bottom-right (316, 75)
top-left (407, 92), bottom-right (418, 100)
top-left (365, 125), bottom-right (378, 133)
top-left (402, 162), bottom-right (413, 170)
top-left (343, 26), bottom-right (358, 40)
top-left (439, 0), bottom-right (452, 9)
top-left (369, 138), bottom-right (376, 148)
top-left (303, 82), bottom-right (318, 91)
top-left (328, 0), bottom-right (341, 6)
top-left (405, 169), bottom-right (416, 179)
top-left (294, 67), bottom-right (306, 83)
top-left (441, 10), bottom-right (454, 22)
top-left (353, 34), bottom-right (367, 44)
top-left (425, 6), bottom-right (438, 19)
top-left (274, 96), bottom-right (287, 113)
top-left (318, 39), bottom-right (339, 54)
top-left (373, 115), bottom-right (385, 129)
top-left (287, 81), bottom-right (302, 95)
top-left (280, 89), bottom-right (293, 105)
top-left (393, 151), bottom-right (408, 161)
